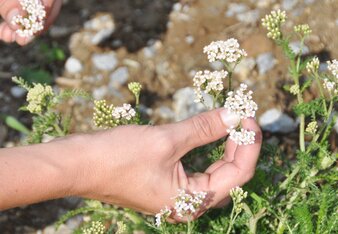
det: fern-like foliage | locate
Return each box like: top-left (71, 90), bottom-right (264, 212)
top-left (293, 204), bottom-right (314, 234)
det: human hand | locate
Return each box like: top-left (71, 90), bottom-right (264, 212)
top-left (76, 108), bottom-right (262, 221)
top-left (0, 0), bottom-right (62, 45)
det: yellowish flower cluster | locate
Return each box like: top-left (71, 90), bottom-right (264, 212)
top-left (261, 10), bottom-right (287, 40)
top-left (26, 83), bottom-right (54, 114)
top-left (294, 24), bottom-right (312, 37)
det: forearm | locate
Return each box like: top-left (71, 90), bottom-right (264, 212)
top-left (0, 134), bottom-right (88, 210)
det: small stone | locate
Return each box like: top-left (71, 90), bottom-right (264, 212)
top-left (92, 52), bottom-right (118, 71)
top-left (10, 86), bottom-right (26, 98)
top-left (237, 9), bottom-right (260, 24)
top-left (210, 61), bottom-right (224, 70)
top-left (155, 106), bottom-right (175, 120)
top-left (0, 125), bottom-right (7, 146)
top-left (185, 35), bottom-right (195, 45)
top-left (84, 14), bottom-right (115, 45)
top-left (259, 108), bottom-right (298, 133)
top-left (334, 116), bottom-right (338, 134)
top-left (225, 3), bottom-right (249, 17)
top-left (42, 224), bottom-right (72, 234)
top-left (92, 86), bottom-right (108, 100)
top-left (282, 0), bottom-right (297, 10)
top-left (304, 0), bottom-right (315, 4)
top-left (65, 57), bottom-right (83, 74)
top-left (109, 67), bottom-right (129, 88)
top-left (173, 87), bottom-right (212, 121)
top-left (289, 41), bottom-right (310, 55)
top-left (256, 52), bottom-right (276, 75)
top-left (234, 58), bottom-right (256, 80)
top-left (49, 26), bottom-right (72, 38)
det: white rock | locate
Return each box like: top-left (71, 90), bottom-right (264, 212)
top-left (92, 52), bottom-right (118, 71)
top-left (290, 41), bottom-right (310, 55)
top-left (65, 57), bottom-right (83, 74)
top-left (10, 86), bottom-right (26, 98)
top-left (256, 52), bottom-right (276, 75)
top-left (92, 86), bottom-right (108, 100)
top-left (237, 9), bottom-right (260, 24)
top-left (173, 87), bottom-right (212, 121)
top-left (225, 3), bottom-right (249, 17)
top-left (84, 14), bottom-right (115, 45)
top-left (109, 67), bottom-right (129, 88)
top-left (282, 0), bottom-right (297, 10)
top-left (155, 106), bottom-right (175, 120)
top-left (42, 224), bottom-right (72, 234)
top-left (234, 57), bottom-right (256, 80)
top-left (185, 35), bottom-right (195, 45)
top-left (334, 114), bottom-right (338, 134)
top-left (259, 108), bottom-right (298, 133)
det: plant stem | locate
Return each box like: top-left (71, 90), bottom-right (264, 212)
top-left (313, 73), bottom-right (328, 114)
top-left (226, 208), bottom-right (236, 234)
top-left (54, 123), bottom-right (65, 137)
top-left (187, 217), bottom-right (192, 234)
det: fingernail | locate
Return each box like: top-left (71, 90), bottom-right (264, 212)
top-left (7, 9), bottom-right (19, 24)
top-left (220, 109), bottom-right (240, 129)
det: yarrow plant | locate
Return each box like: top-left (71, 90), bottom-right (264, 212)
top-left (12, 0), bottom-right (46, 37)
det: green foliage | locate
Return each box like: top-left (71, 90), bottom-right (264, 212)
top-left (293, 204), bottom-right (313, 234)
top-left (0, 115), bottom-right (30, 135)
top-left (293, 98), bottom-right (327, 117)
top-left (39, 43), bottom-right (66, 62)
top-left (20, 67), bottom-right (53, 85)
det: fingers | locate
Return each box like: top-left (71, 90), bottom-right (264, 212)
top-left (167, 108), bottom-right (240, 157)
top-left (205, 118), bottom-right (262, 205)
top-left (232, 118), bottom-right (262, 173)
top-left (0, 0), bottom-right (22, 30)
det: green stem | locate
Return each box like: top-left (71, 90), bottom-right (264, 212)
top-left (187, 217), bottom-right (192, 234)
top-left (320, 100), bottom-right (334, 144)
top-left (226, 208), bottom-right (236, 234)
top-left (53, 123), bottom-right (65, 137)
top-left (313, 73), bottom-right (328, 114)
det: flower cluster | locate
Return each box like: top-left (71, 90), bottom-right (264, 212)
top-left (93, 101), bottom-right (136, 128)
top-left (154, 189), bottom-right (207, 227)
top-left (12, 0), bottom-right (46, 37)
top-left (305, 121), bottom-right (318, 135)
top-left (93, 100), bottom-right (115, 128)
top-left (228, 128), bottom-right (256, 145)
top-left (323, 79), bottom-right (337, 95)
top-left (82, 221), bottom-right (105, 234)
top-left (294, 24), bottom-right (312, 37)
top-left (261, 10), bottom-right (287, 40)
top-left (116, 221), bottom-right (127, 234)
top-left (26, 83), bottom-right (54, 114)
top-left (193, 70), bottom-right (228, 103)
top-left (173, 189), bottom-right (207, 218)
top-left (128, 82), bottom-right (142, 98)
top-left (112, 104), bottom-right (136, 121)
top-left (289, 84), bottom-right (300, 95)
top-left (224, 83), bottom-right (258, 119)
top-left (155, 206), bottom-right (172, 227)
top-left (203, 39), bottom-right (247, 63)
top-left (306, 57), bottom-right (320, 74)
top-left (229, 186), bottom-right (247, 213)
top-left (327, 59), bottom-right (338, 80)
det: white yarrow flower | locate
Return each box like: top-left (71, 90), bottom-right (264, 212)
top-left (173, 189), bottom-right (207, 218)
top-left (155, 206), bottom-right (172, 227)
top-left (228, 128), bottom-right (256, 145)
top-left (224, 83), bottom-right (258, 119)
top-left (327, 59), bottom-right (338, 80)
top-left (203, 38), bottom-right (247, 63)
top-left (323, 78), bottom-right (337, 95)
top-left (112, 104), bottom-right (136, 121)
top-left (193, 70), bottom-right (228, 103)
top-left (12, 0), bottom-right (46, 37)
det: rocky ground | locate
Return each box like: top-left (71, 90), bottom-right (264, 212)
top-left (0, 0), bottom-right (337, 233)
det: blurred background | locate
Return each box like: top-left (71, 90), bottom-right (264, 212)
top-left (0, 0), bottom-right (337, 233)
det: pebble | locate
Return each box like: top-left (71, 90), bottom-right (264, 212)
top-left (173, 87), bottom-right (212, 121)
top-left (334, 115), bottom-right (338, 134)
top-left (234, 57), bottom-right (256, 80)
top-left (109, 67), bottom-right (129, 88)
top-left (92, 52), bottom-right (118, 71)
top-left (256, 52), bottom-right (276, 75)
top-left (185, 35), bottom-right (195, 45)
top-left (282, 0), bottom-right (298, 10)
top-left (84, 14), bottom-right (115, 45)
top-left (65, 57), bottom-right (83, 74)
top-left (155, 106), bottom-right (175, 120)
top-left (289, 41), bottom-right (310, 55)
top-left (225, 3), bottom-right (249, 17)
top-left (259, 108), bottom-right (298, 133)
top-left (92, 86), bottom-right (108, 100)
top-left (237, 9), bottom-right (260, 24)
top-left (49, 26), bottom-right (72, 38)
top-left (10, 86), bottom-right (26, 98)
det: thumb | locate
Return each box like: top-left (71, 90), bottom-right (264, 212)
top-left (169, 108), bottom-right (240, 154)
top-left (0, 0), bottom-right (22, 30)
